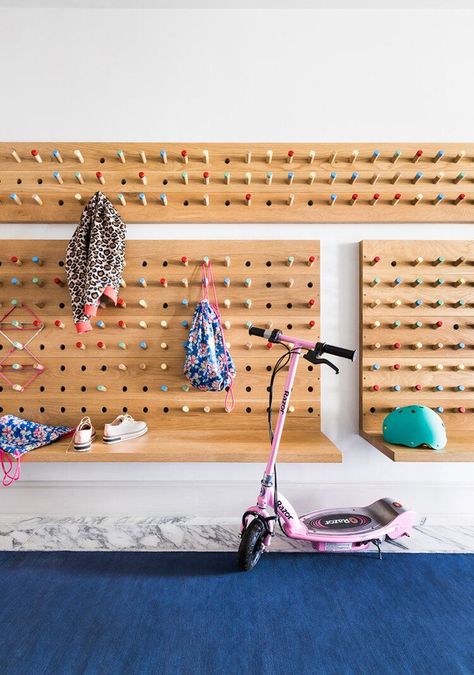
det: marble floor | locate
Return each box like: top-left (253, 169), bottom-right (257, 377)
top-left (0, 516), bottom-right (473, 554)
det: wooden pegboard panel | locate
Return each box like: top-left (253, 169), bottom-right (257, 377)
top-left (0, 240), bottom-right (340, 462)
top-left (360, 240), bottom-right (474, 462)
top-left (1, 143), bottom-right (474, 223)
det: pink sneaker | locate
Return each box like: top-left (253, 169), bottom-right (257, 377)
top-left (73, 417), bottom-right (96, 452)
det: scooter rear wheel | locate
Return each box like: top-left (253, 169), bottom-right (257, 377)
top-left (238, 518), bottom-right (266, 571)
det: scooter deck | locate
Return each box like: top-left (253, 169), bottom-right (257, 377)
top-left (296, 498), bottom-right (414, 542)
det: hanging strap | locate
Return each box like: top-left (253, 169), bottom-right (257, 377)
top-left (0, 449), bottom-right (21, 487)
top-left (201, 262), bottom-right (235, 412)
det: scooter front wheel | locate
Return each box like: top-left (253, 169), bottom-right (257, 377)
top-left (238, 518), bottom-right (266, 571)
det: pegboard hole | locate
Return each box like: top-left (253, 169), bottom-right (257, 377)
top-left (58, 200), bottom-right (64, 206)
top-left (122, 407), bottom-right (128, 413)
top-left (266, 303), bottom-right (272, 309)
top-left (101, 365), bottom-right (107, 371)
top-left (162, 260), bottom-right (168, 267)
top-left (81, 386), bottom-right (86, 392)
top-left (266, 365), bottom-right (272, 372)
top-left (266, 282), bottom-right (272, 288)
top-left (391, 261), bottom-right (397, 267)
top-left (19, 407), bottom-right (24, 413)
top-left (307, 365), bottom-right (314, 372)
top-left (58, 260), bottom-right (64, 267)
top-left (307, 407), bottom-right (314, 413)
top-left (246, 365), bottom-right (252, 372)
top-left (102, 407), bottom-right (107, 413)
top-left (60, 407), bottom-right (66, 413)
top-left (224, 158), bottom-right (230, 164)
top-left (99, 157), bottom-right (105, 163)
top-left (60, 386), bottom-right (65, 392)
top-left (60, 365), bottom-right (66, 371)
top-left (307, 200), bottom-right (313, 206)
top-left (81, 365), bottom-right (87, 371)
top-left (308, 386), bottom-right (314, 392)
top-left (307, 282), bottom-right (313, 288)
top-left (143, 407), bottom-right (149, 413)
top-left (122, 386), bottom-right (128, 392)
top-left (266, 261), bottom-right (272, 267)
top-left (59, 303), bottom-right (65, 309)
top-left (163, 407), bottom-right (169, 413)
top-left (59, 344), bottom-right (65, 350)
top-left (142, 386), bottom-right (148, 392)
top-left (286, 323), bottom-right (293, 330)
top-left (245, 261), bottom-right (251, 267)
top-left (245, 407), bottom-right (252, 413)
top-left (37, 178), bottom-right (43, 184)
top-left (16, 178), bottom-right (22, 185)
top-left (40, 344), bottom-right (45, 350)
top-left (266, 200), bottom-right (272, 207)
top-left (40, 407), bottom-right (45, 413)
top-left (287, 303), bottom-right (293, 309)
top-left (453, 323), bottom-right (460, 330)
top-left (81, 407), bottom-right (87, 413)
top-left (163, 302), bottom-right (168, 309)
top-left (246, 386), bottom-right (252, 392)
top-left (0, 408), bottom-right (3, 413)
top-left (142, 261), bottom-right (148, 267)
top-left (370, 407), bottom-right (376, 413)
top-left (121, 179), bottom-right (127, 185)
top-left (183, 200), bottom-right (189, 207)
top-left (162, 179), bottom-right (168, 185)
top-left (225, 200), bottom-right (231, 206)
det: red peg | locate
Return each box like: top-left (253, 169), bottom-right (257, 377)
top-left (96, 171), bottom-right (105, 184)
top-left (266, 342), bottom-right (273, 349)
top-left (350, 193), bottom-right (358, 206)
top-left (203, 171), bottom-right (210, 184)
top-left (435, 321), bottom-right (443, 328)
top-left (308, 320), bottom-right (316, 329)
top-left (458, 406), bottom-right (466, 414)
top-left (10, 256), bottom-right (21, 265)
top-left (414, 384), bottom-right (422, 391)
top-left (118, 320), bottom-right (126, 329)
top-left (372, 385), bottom-right (380, 392)
top-left (31, 149), bottom-right (39, 157)
top-left (371, 256), bottom-right (381, 265)
top-left (307, 255), bottom-right (315, 266)
top-left (245, 193), bottom-right (252, 206)
top-left (413, 149), bottom-right (423, 163)
top-left (392, 193), bottom-right (401, 205)
top-left (33, 319), bottom-right (42, 327)
top-left (181, 149), bottom-right (188, 163)
top-left (75, 341), bottom-right (86, 350)
top-left (287, 150), bottom-right (294, 161)
top-left (393, 363), bottom-right (401, 370)
top-left (97, 340), bottom-right (106, 350)
top-left (455, 193), bottom-right (465, 205)
top-left (160, 277), bottom-right (168, 287)
top-left (117, 297), bottom-right (126, 308)
top-left (393, 342), bottom-right (401, 350)
top-left (181, 256), bottom-right (188, 266)
top-left (54, 277), bottom-right (65, 287)
top-left (371, 193), bottom-right (380, 206)
top-left (54, 320), bottom-right (65, 329)
top-left (308, 298), bottom-right (315, 308)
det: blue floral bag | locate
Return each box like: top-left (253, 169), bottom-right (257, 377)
top-left (184, 262), bottom-right (236, 411)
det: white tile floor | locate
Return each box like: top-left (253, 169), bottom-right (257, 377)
top-left (0, 516), bottom-right (472, 553)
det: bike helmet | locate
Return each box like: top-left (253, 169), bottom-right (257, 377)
top-left (382, 405), bottom-right (447, 450)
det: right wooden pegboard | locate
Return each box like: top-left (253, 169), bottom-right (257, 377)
top-left (360, 240), bottom-right (474, 462)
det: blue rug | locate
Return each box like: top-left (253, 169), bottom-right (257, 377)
top-left (0, 552), bottom-right (472, 675)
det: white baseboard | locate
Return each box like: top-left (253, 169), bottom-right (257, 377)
top-left (0, 480), bottom-right (472, 521)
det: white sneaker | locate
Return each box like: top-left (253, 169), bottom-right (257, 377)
top-left (103, 414), bottom-right (148, 445)
top-left (73, 417), bottom-right (96, 451)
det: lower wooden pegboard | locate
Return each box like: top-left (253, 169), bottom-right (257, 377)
top-left (360, 240), bottom-right (474, 461)
top-left (0, 239), bottom-right (340, 462)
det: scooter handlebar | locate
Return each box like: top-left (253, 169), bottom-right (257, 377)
top-left (248, 326), bottom-right (356, 361)
top-left (248, 326), bottom-right (266, 338)
top-left (320, 342), bottom-right (356, 362)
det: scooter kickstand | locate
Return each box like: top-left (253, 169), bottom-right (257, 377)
top-left (373, 538), bottom-right (383, 560)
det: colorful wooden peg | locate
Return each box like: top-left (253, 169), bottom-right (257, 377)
top-left (413, 321), bottom-right (423, 328)
top-left (53, 171), bottom-right (63, 184)
top-left (160, 277), bottom-right (168, 288)
top-left (181, 150), bottom-right (188, 164)
top-left (455, 299), bottom-right (466, 308)
top-left (307, 150), bottom-right (315, 164)
top-left (412, 193), bottom-right (423, 205)
top-left (31, 149), bottom-right (42, 163)
top-left (96, 171), bottom-right (105, 185)
top-left (244, 299), bottom-right (252, 308)
top-left (392, 173), bottom-right (401, 185)
top-left (370, 193), bottom-right (380, 206)
top-left (454, 172), bottom-right (465, 184)
top-left (266, 172), bottom-right (273, 185)
top-left (181, 256), bottom-right (189, 267)
top-left (52, 148), bottom-right (63, 164)
top-left (287, 194), bottom-right (295, 206)
top-left (139, 320), bottom-right (147, 329)
top-left (370, 256), bottom-right (380, 266)
top-left (370, 173), bottom-right (380, 185)
top-left (307, 172), bottom-right (315, 185)
top-left (245, 172), bottom-right (251, 185)
top-left (433, 150), bottom-right (444, 163)
top-left (32, 194), bottom-right (43, 206)
top-left (118, 341), bottom-right (127, 350)
top-left (350, 172), bottom-right (358, 184)
top-left (138, 171), bottom-right (147, 185)
top-left (203, 171), bottom-right (210, 185)
top-left (115, 194), bottom-right (126, 207)
top-left (245, 194), bottom-right (252, 206)
top-left (413, 299), bottom-right (423, 307)
top-left (412, 278), bottom-right (423, 287)
top-left (308, 320), bottom-right (316, 330)
top-left (370, 277), bottom-right (380, 287)
top-left (454, 277), bottom-right (466, 287)
top-left (32, 276), bottom-right (44, 287)
top-left (9, 193), bottom-right (22, 205)
top-left (160, 194), bottom-right (167, 206)
top-left (76, 341), bottom-right (86, 350)
top-left (393, 299), bottom-right (402, 308)
top-left (350, 150), bottom-right (359, 164)
top-left (370, 149), bottom-right (380, 163)
top-left (10, 256), bottom-right (22, 266)
top-left (454, 193), bottom-right (465, 205)
top-left (160, 320), bottom-right (168, 328)
top-left (245, 151), bottom-right (252, 164)
top-left (11, 149), bottom-right (21, 163)
top-left (433, 256), bottom-right (445, 266)
top-left (139, 341), bottom-right (148, 350)
top-left (137, 277), bottom-right (147, 288)
top-left (308, 298), bottom-right (315, 308)
top-left (454, 256), bottom-right (465, 266)
top-left (10, 277), bottom-right (21, 286)
top-left (224, 256), bottom-right (231, 267)
top-left (433, 342), bottom-right (444, 350)
top-left (117, 320), bottom-right (126, 329)
top-left (412, 149), bottom-right (423, 163)
top-left (54, 320), bottom-right (65, 329)
top-left (75, 194), bottom-right (84, 204)
top-left (97, 341), bottom-right (106, 350)
top-left (454, 151), bottom-right (466, 163)
top-left (287, 150), bottom-right (294, 163)
top-left (329, 194), bottom-right (337, 206)
top-left (74, 149), bottom-right (84, 163)
top-left (433, 193), bottom-right (444, 206)
top-left (202, 194), bottom-right (210, 207)
top-left (392, 277), bottom-right (402, 287)
top-left (372, 320), bottom-right (381, 329)
top-left (432, 172), bottom-right (444, 184)
top-left (348, 193), bottom-right (358, 206)
top-left (391, 193), bottom-right (401, 206)
top-left (224, 172), bottom-right (231, 185)
top-left (203, 149), bottom-right (209, 164)
top-left (181, 299), bottom-right (188, 307)
top-left (412, 256), bottom-right (423, 266)
top-left (412, 171), bottom-right (423, 184)
top-left (117, 150), bottom-right (126, 164)
top-left (97, 384), bottom-right (107, 392)
top-left (223, 277), bottom-right (231, 288)
top-left (137, 193), bottom-right (147, 206)
top-left (160, 149), bottom-right (168, 164)
top-left (287, 172), bottom-right (294, 185)
top-left (391, 149), bottom-right (401, 164)
top-left (224, 299), bottom-right (231, 309)
top-left (266, 150), bottom-right (273, 164)
top-left (139, 150), bottom-right (147, 164)
top-left (329, 172), bottom-right (337, 184)
top-left (139, 299), bottom-right (148, 309)
top-left (117, 298), bottom-right (126, 308)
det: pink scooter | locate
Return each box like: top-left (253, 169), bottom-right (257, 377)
top-left (238, 326), bottom-right (416, 571)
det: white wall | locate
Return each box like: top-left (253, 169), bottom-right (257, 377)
top-left (0, 8), bottom-right (473, 520)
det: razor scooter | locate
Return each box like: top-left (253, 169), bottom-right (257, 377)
top-left (238, 326), bottom-right (415, 571)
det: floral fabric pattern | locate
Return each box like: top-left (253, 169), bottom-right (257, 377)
top-left (0, 415), bottom-right (73, 456)
top-left (184, 299), bottom-right (236, 392)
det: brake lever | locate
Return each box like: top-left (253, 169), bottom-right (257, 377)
top-left (312, 357), bottom-right (340, 375)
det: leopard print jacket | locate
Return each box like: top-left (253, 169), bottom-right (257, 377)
top-left (65, 191), bottom-right (126, 334)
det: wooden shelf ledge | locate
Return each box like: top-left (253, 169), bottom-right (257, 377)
top-left (361, 431), bottom-right (474, 462)
top-left (21, 429), bottom-right (341, 463)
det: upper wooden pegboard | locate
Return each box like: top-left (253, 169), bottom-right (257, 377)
top-left (1, 143), bottom-right (474, 223)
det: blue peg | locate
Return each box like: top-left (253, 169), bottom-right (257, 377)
top-left (393, 277), bottom-right (402, 286)
top-left (9, 193), bottom-right (21, 205)
top-left (433, 150), bottom-right (445, 163)
top-left (160, 149), bottom-right (167, 163)
top-left (329, 194), bottom-right (337, 206)
top-left (160, 193), bottom-right (167, 206)
top-left (433, 193), bottom-right (444, 206)
top-left (52, 148), bottom-right (63, 163)
top-left (413, 171), bottom-right (423, 184)
top-left (456, 385), bottom-right (465, 391)
top-left (435, 406), bottom-right (444, 413)
top-left (10, 277), bottom-right (21, 286)
top-left (414, 299), bottom-right (423, 307)
top-left (139, 341), bottom-right (148, 350)
top-left (435, 385), bottom-right (444, 391)
top-left (371, 363), bottom-right (380, 371)
top-left (456, 342), bottom-right (465, 350)
top-left (329, 172), bottom-right (337, 184)
top-left (32, 256), bottom-right (42, 265)
top-left (350, 171), bottom-right (358, 184)
top-left (371, 149), bottom-right (380, 163)
top-left (182, 298), bottom-right (188, 306)
top-left (181, 320), bottom-right (189, 328)
top-left (287, 172), bottom-right (294, 185)
top-left (392, 385), bottom-right (401, 391)
top-left (161, 385), bottom-right (169, 392)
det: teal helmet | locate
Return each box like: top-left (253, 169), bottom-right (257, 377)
top-left (383, 405), bottom-right (447, 450)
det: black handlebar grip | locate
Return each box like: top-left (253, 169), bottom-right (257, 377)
top-left (248, 326), bottom-right (266, 338)
top-left (323, 343), bottom-right (357, 361)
